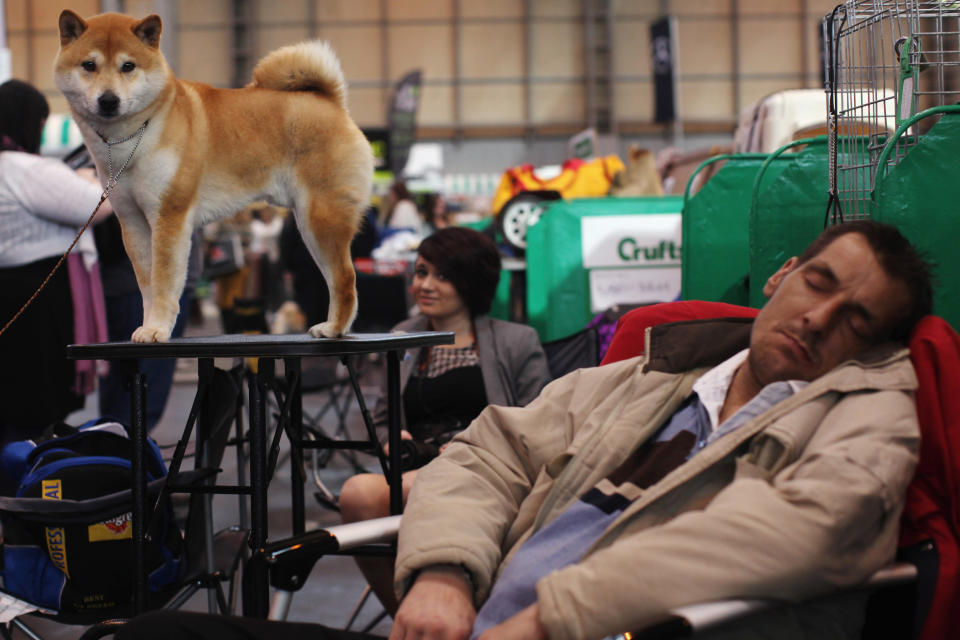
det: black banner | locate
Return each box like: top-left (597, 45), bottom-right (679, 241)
top-left (387, 70), bottom-right (423, 176)
top-left (650, 17), bottom-right (676, 124)
top-left (363, 127), bottom-right (390, 172)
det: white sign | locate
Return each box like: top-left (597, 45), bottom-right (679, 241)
top-left (589, 267), bottom-right (681, 312)
top-left (581, 214), bottom-right (682, 269)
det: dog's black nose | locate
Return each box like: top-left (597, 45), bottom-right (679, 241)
top-left (98, 91), bottom-right (120, 116)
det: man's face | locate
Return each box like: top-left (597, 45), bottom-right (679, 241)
top-left (747, 232), bottom-right (911, 386)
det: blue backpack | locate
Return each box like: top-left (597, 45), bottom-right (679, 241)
top-left (0, 419), bottom-right (183, 618)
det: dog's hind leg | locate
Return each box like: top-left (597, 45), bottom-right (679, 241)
top-left (296, 196), bottom-right (359, 338)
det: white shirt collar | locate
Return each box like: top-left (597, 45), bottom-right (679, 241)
top-left (692, 349), bottom-right (808, 432)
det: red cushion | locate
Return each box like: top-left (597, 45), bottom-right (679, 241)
top-left (600, 301), bottom-right (759, 365)
top-left (901, 315), bottom-right (960, 640)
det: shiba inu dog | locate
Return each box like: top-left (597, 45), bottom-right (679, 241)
top-left (54, 10), bottom-right (372, 342)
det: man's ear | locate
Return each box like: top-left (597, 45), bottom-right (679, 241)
top-left (132, 15), bottom-right (162, 49)
top-left (762, 256), bottom-right (799, 298)
top-left (58, 10), bottom-right (88, 47)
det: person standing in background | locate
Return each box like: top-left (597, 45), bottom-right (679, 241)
top-left (384, 181), bottom-right (422, 231)
top-left (0, 79), bottom-right (112, 451)
top-left (95, 217), bottom-right (202, 430)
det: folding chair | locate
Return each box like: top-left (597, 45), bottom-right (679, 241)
top-left (279, 356), bottom-right (370, 512)
top-left (0, 366), bottom-right (251, 639)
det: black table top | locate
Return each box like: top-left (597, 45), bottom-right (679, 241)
top-left (67, 331), bottom-right (454, 360)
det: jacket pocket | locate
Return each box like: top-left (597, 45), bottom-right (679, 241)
top-left (740, 433), bottom-right (790, 476)
top-left (734, 455), bottom-right (772, 481)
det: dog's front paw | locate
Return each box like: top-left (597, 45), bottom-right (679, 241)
top-left (308, 321), bottom-right (346, 339)
top-left (131, 325), bottom-right (172, 343)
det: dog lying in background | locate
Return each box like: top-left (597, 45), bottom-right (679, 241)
top-left (54, 10), bottom-right (372, 342)
top-left (609, 145), bottom-right (665, 197)
top-left (270, 301), bottom-right (308, 335)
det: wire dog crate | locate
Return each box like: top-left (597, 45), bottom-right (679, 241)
top-left (823, 1), bottom-right (960, 220)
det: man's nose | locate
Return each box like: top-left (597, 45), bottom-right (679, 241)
top-left (802, 296), bottom-right (845, 333)
top-left (98, 91), bottom-right (120, 115)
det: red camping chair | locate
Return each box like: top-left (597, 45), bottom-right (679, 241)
top-left (602, 301), bottom-right (959, 639)
top-left (897, 315), bottom-right (960, 640)
top-left (600, 300), bottom-right (759, 365)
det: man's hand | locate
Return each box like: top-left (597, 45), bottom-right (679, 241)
top-left (477, 605), bottom-right (547, 640)
top-left (390, 565), bottom-right (476, 640)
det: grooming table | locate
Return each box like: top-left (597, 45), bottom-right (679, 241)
top-left (67, 331), bottom-right (452, 618)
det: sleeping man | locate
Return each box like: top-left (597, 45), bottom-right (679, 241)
top-left (390, 220), bottom-right (933, 640)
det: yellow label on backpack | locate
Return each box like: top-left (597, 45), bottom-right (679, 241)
top-left (41, 479), bottom-right (70, 579)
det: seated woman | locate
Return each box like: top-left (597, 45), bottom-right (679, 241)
top-left (338, 226), bottom-right (550, 614)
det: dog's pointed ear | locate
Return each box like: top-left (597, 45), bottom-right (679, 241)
top-left (132, 14), bottom-right (162, 49)
top-left (58, 10), bottom-right (88, 47)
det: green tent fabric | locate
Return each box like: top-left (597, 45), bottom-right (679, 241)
top-left (874, 112), bottom-right (960, 329)
top-left (682, 154), bottom-right (791, 306)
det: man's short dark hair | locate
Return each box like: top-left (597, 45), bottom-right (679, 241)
top-left (416, 227), bottom-right (501, 317)
top-left (797, 220), bottom-right (934, 343)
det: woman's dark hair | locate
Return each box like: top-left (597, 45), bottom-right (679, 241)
top-left (417, 227), bottom-right (501, 317)
top-left (0, 80), bottom-right (50, 154)
top-left (797, 220), bottom-right (934, 343)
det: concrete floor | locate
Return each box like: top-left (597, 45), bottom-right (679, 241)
top-left (15, 303), bottom-right (395, 638)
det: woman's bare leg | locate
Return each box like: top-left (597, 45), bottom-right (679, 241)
top-left (339, 470), bottom-right (418, 615)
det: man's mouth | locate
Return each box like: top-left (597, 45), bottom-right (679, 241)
top-left (782, 331), bottom-right (815, 364)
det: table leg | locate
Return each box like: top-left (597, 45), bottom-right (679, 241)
top-left (386, 350), bottom-right (403, 515)
top-left (285, 357), bottom-right (305, 535)
top-left (129, 370), bottom-right (148, 614)
top-left (247, 359), bottom-right (269, 618)
top-left (197, 359), bottom-right (219, 614)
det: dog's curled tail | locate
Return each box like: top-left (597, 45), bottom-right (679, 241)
top-left (250, 41), bottom-right (347, 108)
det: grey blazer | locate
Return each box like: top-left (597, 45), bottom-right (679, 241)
top-left (371, 314), bottom-right (550, 431)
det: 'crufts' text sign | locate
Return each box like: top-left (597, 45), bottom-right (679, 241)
top-left (581, 213), bottom-right (682, 311)
top-left (580, 214), bottom-right (682, 268)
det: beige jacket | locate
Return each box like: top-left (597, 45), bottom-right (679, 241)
top-left (395, 319), bottom-right (920, 640)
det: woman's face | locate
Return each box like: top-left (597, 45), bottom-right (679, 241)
top-left (412, 256), bottom-right (468, 320)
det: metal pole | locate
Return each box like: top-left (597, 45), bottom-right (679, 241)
top-left (0, 0), bottom-right (10, 84)
top-left (0, 0), bottom-right (7, 48)
top-left (523, 0), bottom-right (532, 143)
top-left (453, 0), bottom-right (462, 142)
top-left (386, 350), bottom-right (403, 515)
top-left (197, 358), bottom-right (218, 614)
top-left (247, 359), bottom-right (269, 617)
top-left (731, 0), bottom-right (741, 119)
top-left (130, 370), bottom-right (148, 614)
top-left (286, 357), bottom-right (305, 535)
top-left (152, 0), bottom-right (179, 74)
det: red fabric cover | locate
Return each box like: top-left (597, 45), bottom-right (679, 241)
top-left (900, 315), bottom-right (960, 640)
top-left (600, 301), bottom-right (760, 365)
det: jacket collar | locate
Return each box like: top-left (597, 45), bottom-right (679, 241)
top-left (643, 317), bottom-right (915, 392)
top-left (644, 317), bottom-right (753, 374)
